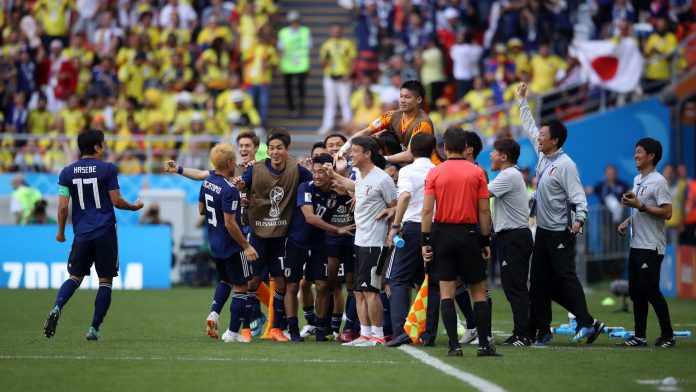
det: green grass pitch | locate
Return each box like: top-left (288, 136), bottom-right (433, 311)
top-left (1, 287), bottom-right (694, 392)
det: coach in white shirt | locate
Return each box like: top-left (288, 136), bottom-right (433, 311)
top-left (385, 133), bottom-right (437, 347)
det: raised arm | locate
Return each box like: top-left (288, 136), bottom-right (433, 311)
top-left (164, 160), bottom-right (210, 181)
top-left (516, 82), bottom-right (540, 153)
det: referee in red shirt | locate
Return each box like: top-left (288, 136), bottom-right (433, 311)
top-left (421, 127), bottom-right (501, 357)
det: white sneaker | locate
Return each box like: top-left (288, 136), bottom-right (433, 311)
top-left (332, 332), bottom-right (339, 340)
top-left (354, 337), bottom-right (382, 347)
top-left (222, 330), bottom-right (246, 343)
top-left (459, 328), bottom-right (477, 344)
top-left (206, 312), bottom-right (220, 339)
top-left (342, 336), bottom-right (369, 346)
top-left (300, 325), bottom-right (316, 339)
top-left (469, 336), bottom-right (494, 345)
top-left (282, 329), bottom-right (291, 340)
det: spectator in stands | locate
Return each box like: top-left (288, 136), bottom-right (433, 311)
top-left (27, 199), bottom-right (56, 224)
top-left (318, 23), bottom-right (356, 134)
top-left (244, 27), bottom-right (277, 127)
top-left (93, 12), bottom-right (124, 58)
top-left (486, 43), bottom-right (517, 103)
top-left (5, 91), bottom-right (29, 135)
top-left (463, 76), bottom-right (493, 112)
top-left (401, 12), bottom-right (432, 61)
top-left (139, 203), bottom-right (170, 225)
top-left (354, 0), bottom-right (383, 79)
top-left (35, 0), bottom-right (71, 50)
top-left (159, 0), bottom-right (198, 30)
top-left (643, 17), bottom-right (681, 94)
top-left (348, 89), bottom-right (382, 131)
top-left (437, 7), bottom-right (463, 53)
top-left (202, 0), bottom-right (233, 24)
top-left (507, 38), bottom-right (529, 75)
top-left (277, 11), bottom-right (313, 118)
top-left (497, 0), bottom-right (526, 43)
top-left (529, 41), bottom-right (567, 93)
top-left (670, 0), bottom-right (695, 25)
top-left (611, 0), bottom-right (638, 36)
top-left (416, 37), bottom-right (447, 108)
top-left (586, 164), bottom-right (631, 214)
top-left (450, 31), bottom-right (483, 100)
top-left (10, 174), bottom-right (42, 224)
top-left (17, 46), bottom-right (37, 97)
top-left (198, 37), bottom-right (232, 93)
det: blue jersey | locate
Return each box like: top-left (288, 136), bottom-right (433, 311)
top-left (325, 192), bottom-right (355, 247)
top-left (289, 181), bottom-right (337, 248)
top-left (199, 173), bottom-right (243, 259)
top-left (58, 158), bottom-right (118, 241)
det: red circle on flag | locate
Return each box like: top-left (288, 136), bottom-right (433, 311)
top-left (591, 56), bottom-right (619, 81)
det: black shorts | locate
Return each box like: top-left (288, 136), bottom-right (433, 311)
top-left (354, 246), bottom-right (386, 292)
top-left (327, 242), bottom-right (355, 274)
top-left (214, 251), bottom-right (252, 286)
top-left (432, 223), bottom-right (486, 284)
top-left (67, 225), bottom-right (119, 278)
top-left (249, 233), bottom-right (287, 278)
top-left (285, 240), bottom-right (328, 283)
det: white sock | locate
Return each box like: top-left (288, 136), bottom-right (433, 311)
top-left (372, 326), bottom-right (384, 339)
top-left (360, 325), bottom-right (373, 338)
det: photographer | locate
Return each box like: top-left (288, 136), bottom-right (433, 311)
top-left (27, 199), bottom-right (57, 225)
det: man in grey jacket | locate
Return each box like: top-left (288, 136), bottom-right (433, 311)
top-left (517, 83), bottom-right (604, 346)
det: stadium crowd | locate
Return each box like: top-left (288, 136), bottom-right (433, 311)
top-left (1, 0), bottom-right (693, 175)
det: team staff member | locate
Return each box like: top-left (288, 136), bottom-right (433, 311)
top-left (488, 138), bottom-right (534, 346)
top-left (421, 127), bottom-right (500, 358)
top-left (617, 138), bottom-right (675, 348)
top-left (517, 83), bottom-right (604, 345)
top-left (385, 132), bottom-right (436, 347)
top-left (236, 128), bottom-right (313, 342)
top-left (337, 80), bottom-right (441, 165)
top-left (335, 137), bottom-right (397, 347)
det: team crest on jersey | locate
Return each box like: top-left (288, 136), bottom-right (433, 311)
top-left (304, 192), bottom-right (312, 203)
top-left (549, 166), bottom-right (557, 176)
top-left (327, 194), bottom-right (337, 209)
top-left (639, 186), bottom-right (647, 196)
top-left (364, 185), bottom-right (373, 196)
top-left (269, 186), bottom-right (285, 218)
top-left (371, 118), bottom-right (381, 129)
top-left (337, 205), bottom-right (347, 214)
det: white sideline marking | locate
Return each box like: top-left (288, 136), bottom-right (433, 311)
top-left (0, 355), bottom-right (399, 365)
top-left (398, 346), bottom-right (506, 392)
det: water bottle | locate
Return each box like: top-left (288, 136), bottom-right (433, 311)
top-left (674, 331), bottom-right (692, 338)
top-left (393, 234), bottom-right (405, 249)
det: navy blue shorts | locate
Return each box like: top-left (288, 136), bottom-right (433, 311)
top-left (249, 234), bottom-right (287, 278)
top-left (326, 242), bottom-right (355, 274)
top-left (385, 222), bottom-right (425, 287)
top-left (67, 225), bottom-right (119, 278)
top-left (214, 251), bottom-right (252, 286)
top-left (285, 240), bottom-right (327, 283)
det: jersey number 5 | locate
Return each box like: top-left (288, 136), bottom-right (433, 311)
top-left (72, 178), bottom-right (101, 210)
top-left (204, 194), bottom-right (217, 227)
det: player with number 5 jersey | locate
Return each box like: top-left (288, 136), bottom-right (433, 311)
top-left (44, 129), bottom-right (144, 341)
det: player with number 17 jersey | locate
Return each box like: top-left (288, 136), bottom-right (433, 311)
top-left (58, 159), bottom-right (119, 241)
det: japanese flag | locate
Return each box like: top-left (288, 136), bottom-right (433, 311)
top-left (572, 39), bottom-right (644, 93)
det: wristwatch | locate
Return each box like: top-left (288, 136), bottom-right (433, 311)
top-left (391, 223), bottom-right (402, 230)
top-left (638, 203), bottom-right (647, 213)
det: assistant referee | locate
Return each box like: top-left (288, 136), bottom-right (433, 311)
top-left (421, 127), bottom-right (500, 358)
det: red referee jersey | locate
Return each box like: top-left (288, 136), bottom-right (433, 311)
top-left (424, 159), bottom-right (488, 224)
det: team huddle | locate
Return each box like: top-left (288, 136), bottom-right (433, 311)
top-left (43, 80), bottom-right (677, 355)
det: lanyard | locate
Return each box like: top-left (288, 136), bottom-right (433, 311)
top-left (636, 170), bottom-right (656, 189)
top-left (536, 152), bottom-right (564, 186)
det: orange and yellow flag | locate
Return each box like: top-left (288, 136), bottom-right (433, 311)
top-left (403, 275), bottom-right (428, 343)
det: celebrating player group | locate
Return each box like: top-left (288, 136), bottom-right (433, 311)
top-left (43, 80), bottom-right (676, 355)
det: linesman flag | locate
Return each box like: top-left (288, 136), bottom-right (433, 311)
top-left (572, 38), bottom-right (644, 93)
top-left (404, 275), bottom-right (429, 343)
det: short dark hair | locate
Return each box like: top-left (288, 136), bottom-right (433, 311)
top-left (493, 138), bottom-right (520, 164)
top-left (77, 129), bottom-right (105, 155)
top-left (465, 131), bottom-right (483, 159)
top-left (324, 133), bottom-right (347, 144)
top-left (377, 132), bottom-right (402, 156)
top-left (410, 132), bottom-right (436, 158)
top-left (311, 142), bottom-right (326, 155)
top-left (400, 80), bottom-right (426, 99)
top-left (267, 128), bottom-right (291, 148)
top-left (236, 130), bottom-right (260, 147)
top-left (352, 136), bottom-right (386, 168)
top-left (636, 138), bottom-right (663, 166)
top-left (312, 153), bottom-right (333, 166)
top-left (540, 119), bottom-right (567, 148)
top-left (443, 126), bottom-right (467, 154)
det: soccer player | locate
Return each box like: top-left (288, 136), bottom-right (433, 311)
top-left (285, 153), bottom-right (356, 341)
top-left (617, 138), bottom-right (675, 348)
top-left (337, 80), bottom-right (441, 165)
top-left (44, 129), bottom-right (144, 340)
top-left (488, 138), bottom-right (534, 346)
top-left (235, 128), bottom-right (313, 342)
top-left (199, 143), bottom-right (259, 342)
top-left (421, 127), bottom-right (500, 357)
top-left (385, 132), bottom-right (436, 347)
top-left (337, 137), bottom-right (397, 347)
top-left (517, 82), bottom-right (604, 345)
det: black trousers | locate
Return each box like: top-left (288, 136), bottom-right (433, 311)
top-left (283, 72), bottom-right (307, 111)
top-left (497, 227), bottom-right (533, 337)
top-left (386, 222), bottom-right (425, 335)
top-left (530, 228), bottom-right (594, 335)
top-left (628, 248), bottom-right (673, 339)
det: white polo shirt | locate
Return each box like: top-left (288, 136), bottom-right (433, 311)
top-left (397, 157), bottom-right (435, 223)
